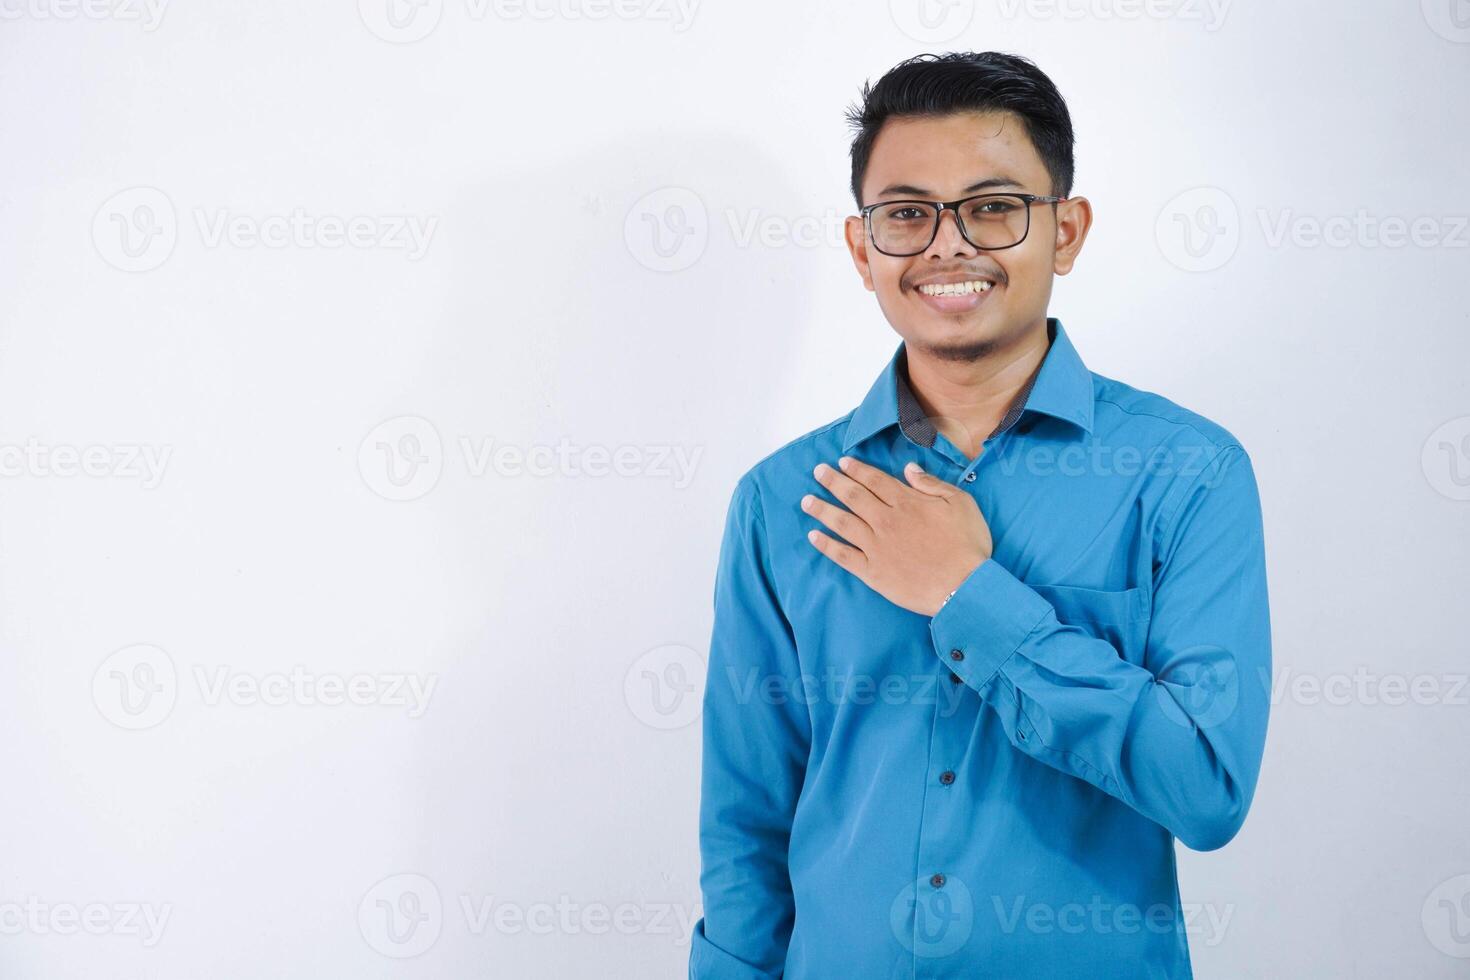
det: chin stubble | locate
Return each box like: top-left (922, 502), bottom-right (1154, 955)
top-left (916, 337), bottom-right (1005, 363)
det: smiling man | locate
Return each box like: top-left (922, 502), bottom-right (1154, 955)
top-left (690, 52), bottom-right (1271, 980)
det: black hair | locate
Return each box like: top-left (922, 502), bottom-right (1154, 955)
top-left (844, 52), bottom-right (1075, 207)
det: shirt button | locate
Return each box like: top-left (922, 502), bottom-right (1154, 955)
top-left (939, 770), bottom-right (955, 785)
top-left (949, 649), bottom-right (964, 662)
top-left (963, 472), bottom-right (977, 483)
top-left (930, 873), bottom-right (946, 888)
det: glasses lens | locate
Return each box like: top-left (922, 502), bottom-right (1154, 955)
top-left (959, 194), bottom-right (1030, 249)
top-left (870, 202), bottom-right (939, 255)
top-left (870, 196), bottom-right (1032, 254)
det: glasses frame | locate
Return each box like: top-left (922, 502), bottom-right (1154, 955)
top-left (859, 192), bottom-right (1068, 256)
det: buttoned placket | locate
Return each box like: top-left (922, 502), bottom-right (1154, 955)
top-left (898, 376), bottom-right (1031, 975)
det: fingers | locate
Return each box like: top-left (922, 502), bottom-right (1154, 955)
top-left (902, 461), bottom-right (960, 499)
top-left (814, 461), bottom-right (889, 517)
top-left (834, 456), bottom-right (907, 506)
top-left (806, 528), bottom-right (867, 573)
top-left (801, 492), bottom-right (872, 546)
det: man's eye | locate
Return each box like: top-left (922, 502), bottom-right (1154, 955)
top-left (972, 200), bottom-right (1019, 216)
top-left (890, 207), bottom-right (927, 221)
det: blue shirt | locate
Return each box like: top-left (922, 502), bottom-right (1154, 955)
top-left (690, 319), bottom-right (1272, 980)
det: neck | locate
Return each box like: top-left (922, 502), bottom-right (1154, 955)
top-left (903, 319), bottom-right (1051, 458)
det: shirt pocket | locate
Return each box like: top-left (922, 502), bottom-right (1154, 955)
top-left (1027, 583), bottom-right (1151, 663)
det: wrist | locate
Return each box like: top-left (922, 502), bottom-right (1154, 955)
top-left (933, 557), bottom-right (988, 616)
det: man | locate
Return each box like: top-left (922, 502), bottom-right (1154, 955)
top-left (690, 52), bottom-right (1271, 980)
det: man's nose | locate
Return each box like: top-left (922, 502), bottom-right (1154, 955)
top-left (926, 208), bottom-right (977, 259)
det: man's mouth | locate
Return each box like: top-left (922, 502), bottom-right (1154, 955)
top-left (911, 278), bottom-right (999, 313)
top-left (916, 279), bottom-right (995, 297)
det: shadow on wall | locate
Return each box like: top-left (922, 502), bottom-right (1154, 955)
top-left (394, 130), bottom-right (825, 977)
top-left (438, 128), bottom-right (819, 470)
top-left (427, 126), bottom-right (824, 598)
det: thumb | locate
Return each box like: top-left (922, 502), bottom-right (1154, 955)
top-left (904, 461), bottom-right (957, 497)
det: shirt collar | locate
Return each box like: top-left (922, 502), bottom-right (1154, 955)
top-left (842, 317), bottom-right (1095, 454)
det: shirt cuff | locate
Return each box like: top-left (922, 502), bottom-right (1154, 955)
top-left (929, 557), bottom-right (1053, 689)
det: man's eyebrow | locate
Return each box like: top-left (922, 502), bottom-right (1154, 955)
top-left (873, 176), bottom-right (1025, 199)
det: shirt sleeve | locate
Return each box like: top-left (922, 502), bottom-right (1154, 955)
top-left (690, 477), bottom-right (812, 979)
top-left (928, 444), bottom-right (1272, 852)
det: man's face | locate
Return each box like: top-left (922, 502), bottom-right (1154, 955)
top-left (844, 110), bottom-right (1090, 361)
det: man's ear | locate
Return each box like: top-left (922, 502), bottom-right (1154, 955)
top-left (844, 214), bottom-right (876, 292)
top-left (1052, 196), bottom-right (1093, 276)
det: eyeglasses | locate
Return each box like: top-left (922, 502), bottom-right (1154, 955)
top-left (860, 192), bottom-right (1067, 256)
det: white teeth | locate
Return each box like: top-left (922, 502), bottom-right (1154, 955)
top-left (918, 280), bottom-right (994, 296)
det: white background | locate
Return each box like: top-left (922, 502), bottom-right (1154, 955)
top-left (1, 0), bottom-right (1468, 976)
